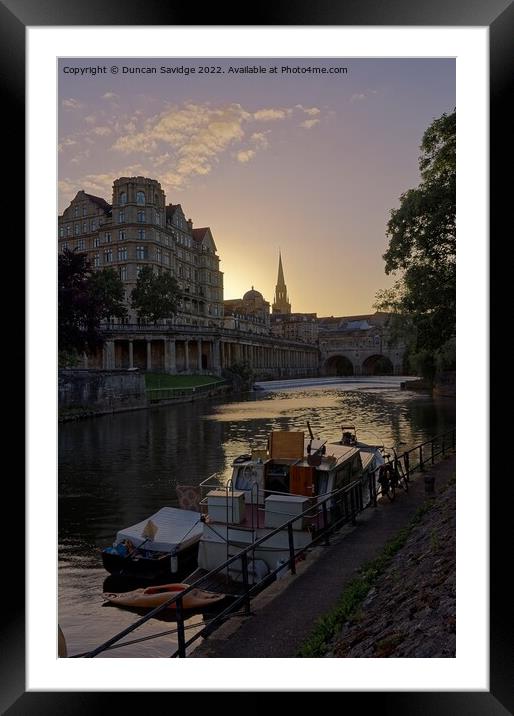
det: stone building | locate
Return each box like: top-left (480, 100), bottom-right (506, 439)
top-left (223, 287), bottom-right (270, 335)
top-left (271, 312), bottom-right (319, 343)
top-left (318, 312), bottom-right (405, 375)
top-left (58, 176), bottom-right (224, 327)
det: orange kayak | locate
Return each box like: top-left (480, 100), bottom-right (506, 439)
top-left (103, 582), bottom-right (225, 610)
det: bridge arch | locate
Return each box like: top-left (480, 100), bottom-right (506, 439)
top-left (325, 354), bottom-right (354, 376)
top-left (362, 354), bottom-right (394, 376)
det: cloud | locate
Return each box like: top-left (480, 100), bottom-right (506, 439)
top-left (60, 100), bottom-right (327, 196)
top-left (62, 98), bottom-right (83, 110)
top-left (236, 149), bottom-right (256, 163)
top-left (58, 137), bottom-right (77, 152)
top-left (350, 90), bottom-right (376, 103)
top-left (296, 105), bottom-right (321, 116)
top-left (112, 103), bottom-right (249, 182)
top-left (253, 108), bottom-right (291, 121)
top-left (300, 118), bottom-right (320, 129)
top-left (250, 131), bottom-right (270, 148)
top-left (102, 92), bottom-right (120, 100)
top-left (70, 148), bottom-right (91, 164)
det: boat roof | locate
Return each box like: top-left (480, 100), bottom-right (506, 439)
top-left (116, 507), bottom-right (203, 552)
top-left (301, 438), bottom-right (359, 471)
top-left (233, 437), bottom-right (359, 472)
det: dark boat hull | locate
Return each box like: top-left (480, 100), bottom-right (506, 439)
top-left (101, 542), bottom-right (199, 580)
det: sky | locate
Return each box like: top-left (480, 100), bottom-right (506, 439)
top-left (58, 58), bottom-right (455, 316)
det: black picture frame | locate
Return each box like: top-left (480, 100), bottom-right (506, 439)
top-left (5, 0), bottom-right (510, 711)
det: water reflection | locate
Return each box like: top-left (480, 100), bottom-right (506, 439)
top-left (59, 378), bottom-right (455, 657)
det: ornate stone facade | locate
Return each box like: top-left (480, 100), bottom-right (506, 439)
top-left (58, 176), bottom-right (224, 327)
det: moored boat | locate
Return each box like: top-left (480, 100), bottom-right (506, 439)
top-left (101, 507), bottom-right (203, 579)
top-left (103, 583), bottom-right (226, 611)
top-left (196, 428), bottom-right (385, 577)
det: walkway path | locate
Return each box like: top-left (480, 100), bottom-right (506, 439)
top-left (191, 454), bottom-right (456, 658)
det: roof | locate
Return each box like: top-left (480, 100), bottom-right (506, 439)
top-left (243, 287), bottom-right (264, 301)
top-left (165, 203), bottom-right (182, 221)
top-left (192, 227), bottom-right (210, 242)
top-left (83, 193), bottom-right (111, 214)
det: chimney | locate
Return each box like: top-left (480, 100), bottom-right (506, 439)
top-left (187, 218), bottom-right (193, 232)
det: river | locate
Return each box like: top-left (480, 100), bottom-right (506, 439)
top-left (58, 376), bottom-right (455, 657)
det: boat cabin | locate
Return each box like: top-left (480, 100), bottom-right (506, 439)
top-left (231, 431), bottom-right (363, 505)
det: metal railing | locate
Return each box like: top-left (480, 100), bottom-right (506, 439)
top-left (146, 380), bottom-right (226, 402)
top-left (82, 428), bottom-right (455, 659)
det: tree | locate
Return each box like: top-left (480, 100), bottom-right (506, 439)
top-left (376, 110), bottom-right (456, 382)
top-left (58, 249), bottom-right (127, 360)
top-left (131, 266), bottom-right (180, 324)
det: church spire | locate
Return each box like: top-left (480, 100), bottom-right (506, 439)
top-left (272, 251), bottom-right (291, 314)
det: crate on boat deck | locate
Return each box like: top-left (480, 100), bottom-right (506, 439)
top-left (206, 489), bottom-right (246, 524)
top-left (264, 494), bottom-right (315, 530)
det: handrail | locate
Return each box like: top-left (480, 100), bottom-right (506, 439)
top-left (84, 428), bottom-right (455, 658)
top-left (146, 380), bottom-right (225, 393)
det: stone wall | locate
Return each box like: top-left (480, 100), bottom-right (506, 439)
top-left (58, 369), bottom-right (147, 413)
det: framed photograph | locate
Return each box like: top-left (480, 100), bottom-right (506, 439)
top-left (6, 0), bottom-right (509, 709)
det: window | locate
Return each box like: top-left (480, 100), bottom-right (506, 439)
top-left (118, 210), bottom-right (125, 223)
top-left (104, 248), bottom-right (113, 263)
top-left (118, 230), bottom-right (125, 241)
top-left (66, 225), bottom-right (71, 237)
top-left (91, 219), bottom-right (96, 231)
top-left (163, 235), bottom-right (169, 246)
top-left (137, 210), bottom-right (145, 223)
top-left (117, 246), bottom-right (128, 261)
top-left (74, 224), bottom-right (80, 235)
top-left (83, 222), bottom-right (88, 233)
top-left (93, 236), bottom-right (101, 248)
top-left (120, 191), bottom-right (127, 205)
top-left (138, 228), bottom-right (145, 241)
top-left (155, 246), bottom-right (162, 261)
top-left (136, 191), bottom-right (145, 204)
top-left (136, 264), bottom-right (144, 277)
top-left (119, 265), bottom-right (128, 281)
top-left (155, 212), bottom-right (160, 225)
top-left (61, 241), bottom-right (68, 251)
top-left (59, 226), bottom-right (64, 238)
top-left (179, 266), bottom-right (184, 277)
top-left (74, 206), bottom-right (79, 217)
top-left (136, 245), bottom-right (147, 260)
top-left (77, 239), bottom-right (85, 251)
top-left (82, 205), bottom-right (87, 216)
top-left (163, 253), bottom-right (170, 266)
top-left (92, 253), bottom-right (100, 268)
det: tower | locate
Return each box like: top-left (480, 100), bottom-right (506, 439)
top-left (272, 252), bottom-right (291, 314)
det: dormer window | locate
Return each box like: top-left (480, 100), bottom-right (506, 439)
top-left (136, 191), bottom-right (145, 205)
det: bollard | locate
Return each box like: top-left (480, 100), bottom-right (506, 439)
top-left (424, 472), bottom-right (435, 494)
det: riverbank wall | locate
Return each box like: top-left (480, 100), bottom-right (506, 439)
top-left (58, 369), bottom-right (230, 421)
